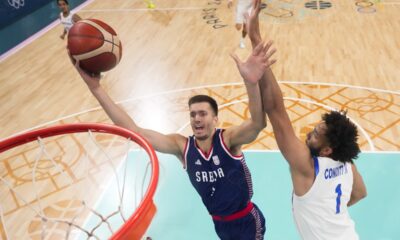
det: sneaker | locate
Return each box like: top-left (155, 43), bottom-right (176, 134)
top-left (260, 2), bottom-right (267, 9)
top-left (239, 40), bottom-right (245, 49)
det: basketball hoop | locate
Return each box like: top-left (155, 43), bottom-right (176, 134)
top-left (0, 123), bottom-right (159, 239)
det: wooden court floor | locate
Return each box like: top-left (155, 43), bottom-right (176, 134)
top-left (1, 0), bottom-right (399, 150)
top-left (0, 0), bottom-right (399, 238)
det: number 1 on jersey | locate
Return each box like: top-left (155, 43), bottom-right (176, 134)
top-left (335, 183), bottom-right (342, 214)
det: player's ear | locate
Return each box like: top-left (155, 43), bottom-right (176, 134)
top-left (213, 115), bottom-right (218, 123)
top-left (320, 146), bottom-right (332, 157)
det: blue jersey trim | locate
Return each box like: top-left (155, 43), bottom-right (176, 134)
top-left (313, 156), bottom-right (319, 176)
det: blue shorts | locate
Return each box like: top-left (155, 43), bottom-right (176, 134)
top-left (212, 203), bottom-right (266, 240)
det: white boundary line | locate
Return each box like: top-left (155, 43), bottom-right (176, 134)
top-left (2, 81), bottom-right (398, 152)
top-left (0, 0), bottom-right (96, 63)
top-left (0, 21), bottom-right (59, 63)
top-left (80, 7), bottom-right (205, 13)
top-left (285, 97), bottom-right (375, 151)
top-left (176, 97), bottom-right (375, 151)
top-left (0, 4), bottom-right (209, 62)
top-left (279, 80), bottom-right (400, 95)
top-left (379, 2), bottom-right (400, 4)
top-left (242, 149), bottom-right (400, 154)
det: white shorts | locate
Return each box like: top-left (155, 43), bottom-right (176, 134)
top-left (235, 0), bottom-right (253, 24)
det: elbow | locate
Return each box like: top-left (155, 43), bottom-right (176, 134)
top-left (361, 188), bottom-right (367, 199)
top-left (254, 119), bottom-right (267, 132)
top-left (354, 188), bottom-right (367, 203)
top-left (259, 119), bottom-right (267, 130)
top-left (358, 184), bottom-right (367, 200)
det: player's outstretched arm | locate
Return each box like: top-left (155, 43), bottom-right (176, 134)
top-left (73, 62), bottom-right (186, 162)
top-left (245, 0), bottom-right (263, 48)
top-left (348, 164), bottom-right (367, 206)
top-left (246, 0), bottom-right (312, 175)
top-left (224, 41), bottom-right (276, 149)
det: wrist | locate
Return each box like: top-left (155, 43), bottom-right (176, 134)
top-left (250, 37), bottom-right (261, 44)
top-left (244, 78), bottom-right (259, 86)
top-left (88, 83), bottom-right (102, 92)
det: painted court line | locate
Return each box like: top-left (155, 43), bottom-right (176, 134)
top-left (2, 81), bottom-right (397, 153)
top-left (379, 1), bottom-right (400, 4)
top-left (0, 4), bottom-right (215, 62)
top-left (0, 0), bottom-right (95, 63)
top-left (244, 149), bottom-right (400, 154)
top-left (285, 97), bottom-right (375, 151)
top-left (80, 7), bottom-right (206, 13)
top-left (176, 96), bottom-right (375, 151)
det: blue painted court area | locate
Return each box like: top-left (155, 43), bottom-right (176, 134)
top-left (144, 151), bottom-right (400, 240)
top-left (0, 0), bottom-right (86, 55)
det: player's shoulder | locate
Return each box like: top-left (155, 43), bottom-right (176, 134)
top-left (166, 133), bottom-right (189, 156)
top-left (170, 133), bottom-right (188, 143)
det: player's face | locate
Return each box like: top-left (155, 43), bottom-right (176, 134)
top-left (306, 122), bottom-right (329, 156)
top-left (189, 102), bottom-right (218, 141)
top-left (58, 1), bottom-right (69, 13)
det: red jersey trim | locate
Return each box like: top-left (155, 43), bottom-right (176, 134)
top-left (183, 138), bottom-right (189, 169)
top-left (194, 139), bottom-right (213, 161)
top-left (219, 129), bottom-right (244, 160)
top-left (212, 202), bottom-right (254, 221)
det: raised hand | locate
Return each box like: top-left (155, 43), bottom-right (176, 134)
top-left (74, 60), bottom-right (101, 90)
top-left (244, 0), bottom-right (263, 47)
top-left (231, 40), bottom-right (277, 84)
top-left (68, 49), bottom-right (101, 90)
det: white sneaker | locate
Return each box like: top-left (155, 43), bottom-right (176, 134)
top-left (239, 40), bottom-right (245, 49)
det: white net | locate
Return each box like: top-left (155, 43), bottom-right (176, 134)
top-left (0, 125), bottom-right (157, 240)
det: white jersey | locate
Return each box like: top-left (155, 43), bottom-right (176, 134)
top-left (60, 12), bottom-right (74, 31)
top-left (292, 156), bottom-right (359, 240)
top-left (235, 0), bottom-right (252, 24)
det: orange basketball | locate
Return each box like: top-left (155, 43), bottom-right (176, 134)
top-left (67, 19), bottom-right (122, 74)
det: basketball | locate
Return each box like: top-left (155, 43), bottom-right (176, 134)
top-left (67, 19), bottom-right (122, 74)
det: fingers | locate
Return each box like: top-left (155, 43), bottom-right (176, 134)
top-left (67, 49), bottom-right (101, 79)
top-left (67, 50), bottom-right (81, 71)
top-left (230, 52), bottom-right (242, 66)
top-left (261, 42), bottom-right (277, 67)
top-left (70, 55), bottom-right (84, 75)
top-left (253, 41), bottom-right (264, 56)
top-left (254, 40), bottom-right (275, 61)
top-left (253, 0), bottom-right (261, 14)
top-left (256, 40), bottom-right (277, 67)
top-left (262, 40), bottom-right (273, 53)
top-left (265, 59), bottom-right (277, 68)
top-left (66, 49), bottom-right (78, 66)
top-left (265, 47), bottom-right (277, 60)
top-left (73, 57), bottom-right (80, 69)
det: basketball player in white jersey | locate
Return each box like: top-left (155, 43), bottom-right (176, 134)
top-left (228, 0), bottom-right (252, 48)
top-left (245, 0), bottom-right (367, 239)
top-left (57, 0), bottom-right (81, 40)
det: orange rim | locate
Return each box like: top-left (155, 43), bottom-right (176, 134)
top-left (0, 123), bottom-right (159, 239)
